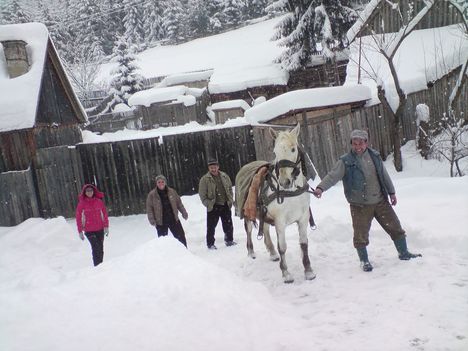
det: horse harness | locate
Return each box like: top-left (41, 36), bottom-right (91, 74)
top-left (256, 150), bottom-right (316, 239)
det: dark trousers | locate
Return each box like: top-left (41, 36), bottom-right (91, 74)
top-left (207, 204), bottom-right (233, 247)
top-left (156, 221), bottom-right (187, 247)
top-left (85, 230), bottom-right (105, 266)
top-left (350, 200), bottom-right (406, 248)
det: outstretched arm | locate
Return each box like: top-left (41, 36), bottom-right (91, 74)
top-left (313, 160), bottom-right (345, 198)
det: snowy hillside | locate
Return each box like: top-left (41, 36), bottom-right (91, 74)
top-left (1, 143), bottom-right (467, 351)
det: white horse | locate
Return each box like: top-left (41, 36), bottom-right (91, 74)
top-left (235, 124), bottom-right (315, 283)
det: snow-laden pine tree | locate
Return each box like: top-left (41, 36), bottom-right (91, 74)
top-left (69, 0), bottom-right (105, 60)
top-left (100, 0), bottom-right (125, 55)
top-left (64, 0), bottom-right (104, 97)
top-left (270, 0), bottom-right (357, 70)
top-left (314, 0), bottom-right (357, 59)
top-left (206, 0), bottom-right (224, 33)
top-left (109, 36), bottom-right (144, 109)
top-left (35, 0), bottom-right (54, 29)
top-left (243, 0), bottom-right (269, 20)
top-left (187, 0), bottom-right (211, 38)
top-left (220, 0), bottom-right (244, 27)
top-left (143, 0), bottom-right (166, 45)
top-left (162, 0), bottom-right (186, 43)
top-left (123, 0), bottom-right (145, 51)
top-left (1, 0), bottom-right (31, 24)
top-left (270, 0), bottom-right (320, 71)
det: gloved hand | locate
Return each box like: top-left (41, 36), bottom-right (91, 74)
top-left (79, 231), bottom-right (85, 241)
top-left (183, 213), bottom-right (188, 220)
top-left (104, 227), bottom-right (109, 237)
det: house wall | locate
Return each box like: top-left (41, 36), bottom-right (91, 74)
top-left (210, 85), bottom-right (288, 104)
top-left (0, 129), bottom-right (35, 172)
top-left (287, 60), bottom-right (348, 90)
top-left (138, 92), bottom-right (210, 129)
top-left (252, 103), bottom-right (392, 178)
top-left (214, 108), bottom-right (245, 124)
top-left (361, 0), bottom-right (464, 36)
top-left (401, 65), bottom-right (468, 143)
top-left (36, 53), bottom-right (84, 126)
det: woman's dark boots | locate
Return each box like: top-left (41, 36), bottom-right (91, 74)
top-left (356, 247), bottom-right (373, 272)
top-left (394, 237), bottom-right (422, 260)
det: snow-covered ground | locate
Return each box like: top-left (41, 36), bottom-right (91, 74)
top-left (1, 142), bottom-right (467, 351)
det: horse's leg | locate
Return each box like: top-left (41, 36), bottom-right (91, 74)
top-left (276, 224), bottom-right (294, 283)
top-left (263, 224), bottom-right (279, 261)
top-left (245, 220), bottom-right (256, 259)
top-left (298, 218), bottom-right (316, 280)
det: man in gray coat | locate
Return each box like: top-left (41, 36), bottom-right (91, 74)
top-left (313, 130), bottom-right (421, 272)
top-left (198, 159), bottom-right (236, 250)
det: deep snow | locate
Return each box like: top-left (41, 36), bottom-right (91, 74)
top-left (1, 142), bottom-right (467, 351)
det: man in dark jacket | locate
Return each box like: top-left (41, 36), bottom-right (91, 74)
top-left (146, 175), bottom-right (188, 247)
top-left (313, 130), bottom-right (421, 272)
top-left (198, 159), bottom-right (236, 250)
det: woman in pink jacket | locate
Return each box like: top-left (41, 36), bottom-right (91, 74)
top-left (75, 184), bottom-right (109, 266)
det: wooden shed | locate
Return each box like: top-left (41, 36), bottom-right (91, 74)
top-left (128, 85), bottom-right (210, 129)
top-left (210, 99), bottom-right (251, 124)
top-left (0, 22), bottom-right (87, 225)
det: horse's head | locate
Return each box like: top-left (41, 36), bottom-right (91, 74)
top-left (270, 124), bottom-right (302, 189)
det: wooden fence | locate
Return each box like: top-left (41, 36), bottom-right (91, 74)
top-left (0, 169), bottom-right (39, 226)
top-left (0, 125), bottom-right (256, 225)
top-left (77, 125), bottom-right (256, 217)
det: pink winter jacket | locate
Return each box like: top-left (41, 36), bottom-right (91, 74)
top-left (75, 184), bottom-right (109, 233)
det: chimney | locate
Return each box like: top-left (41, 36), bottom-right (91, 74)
top-left (1, 40), bottom-right (30, 78)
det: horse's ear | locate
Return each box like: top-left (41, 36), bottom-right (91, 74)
top-left (269, 127), bottom-right (279, 139)
top-left (291, 124), bottom-right (300, 139)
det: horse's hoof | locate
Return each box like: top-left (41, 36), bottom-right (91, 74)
top-left (305, 271), bottom-right (316, 280)
top-left (248, 252), bottom-right (256, 259)
top-left (270, 254), bottom-right (280, 261)
top-left (283, 274), bottom-right (294, 284)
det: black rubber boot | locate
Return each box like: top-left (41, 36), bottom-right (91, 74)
top-left (356, 247), bottom-right (373, 272)
top-left (394, 237), bottom-right (422, 260)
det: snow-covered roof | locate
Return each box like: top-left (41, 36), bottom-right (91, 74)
top-left (128, 85), bottom-right (196, 107)
top-left (156, 69), bottom-right (214, 88)
top-left (98, 16), bottom-right (289, 94)
top-left (244, 85), bottom-right (372, 124)
top-left (345, 24), bottom-right (468, 112)
top-left (0, 22), bottom-right (48, 132)
top-left (211, 99), bottom-right (251, 111)
top-left (208, 64), bottom-right (288, 94)
top-left (112, 103), bottom-right (132, 113)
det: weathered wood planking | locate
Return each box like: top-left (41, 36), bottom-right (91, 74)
top-left (33, 145), bottom-right (84, 219)
top-left (252, 103), bottom-right (394, 178)
top-left (360, 0), bottom-right (464, 37)
top-left (0, 169), bottom-right (39, 226)
top-left (76, 125), bottom-right (256, 217)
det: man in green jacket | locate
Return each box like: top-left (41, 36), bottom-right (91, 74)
top-left (313, 130), bottom-right (421, 272)
top-left (198, 159), bottom-right (236, 250)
